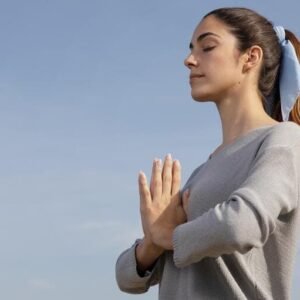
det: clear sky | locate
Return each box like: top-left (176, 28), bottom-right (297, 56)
top-left (0, 0), bottom-right (299, 299)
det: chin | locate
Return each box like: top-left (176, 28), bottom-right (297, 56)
top-left (191, 91), bottom-right (214, 102)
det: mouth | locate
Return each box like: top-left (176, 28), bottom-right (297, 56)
top-left (189, 74), bottom-right (205, 80)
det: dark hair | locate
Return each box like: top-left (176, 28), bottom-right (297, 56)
top-left (203, 7), bottom-right (300, 125)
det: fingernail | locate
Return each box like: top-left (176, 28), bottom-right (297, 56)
top-left (166, 153), bottom-right (172, 159)
top-left (174, 159), bottom-right (181, 166)
top-left (138, 171), bottom-right (145, 182)
top-left (154, 158), bottom-right (160, 166)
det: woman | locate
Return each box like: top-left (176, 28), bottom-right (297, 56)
top-left (115, 7), bottom-right (300, 300)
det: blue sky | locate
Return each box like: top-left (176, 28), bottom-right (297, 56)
top-left (0, 0), bottom-right (299, 299)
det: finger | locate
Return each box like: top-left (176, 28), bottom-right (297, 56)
top-left (182, 189), bottom-right (190, 213)
top-left (150, 158), bottom-right (162, 201)
top-left (138, 171), bottom-right (152, 209)
top-left (150, 158), bottom-right (157, 197)
top-left (162, 153), bottom-right (173, 195)
top-left (171, 160), bottom-right (181, 196)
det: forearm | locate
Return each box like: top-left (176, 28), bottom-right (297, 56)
top-left (135, 237), bottom-right (165, 274)
top-left (173, 145), bottom-right (299, 268)
top-left (116, 239), bottom-right (162, 294)
top-left (173, 192), bottom-right (274, 268)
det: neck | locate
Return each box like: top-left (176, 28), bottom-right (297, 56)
top-left (215, 89), bottom-right (279, 147)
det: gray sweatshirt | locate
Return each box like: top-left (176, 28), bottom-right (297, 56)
top-left (115, 121), bottom-right (300, 300)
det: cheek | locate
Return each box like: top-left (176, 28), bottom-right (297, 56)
top-left (207, 55), bottom-right (242, 89)
top-left (207, 53), bottom-right (238, 77)
top-left (190, 50), bottom-right (243, 100)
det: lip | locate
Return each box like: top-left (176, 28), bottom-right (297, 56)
top-left (189, 74), bottom-right (205, 80)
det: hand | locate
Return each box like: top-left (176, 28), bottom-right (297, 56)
top-left (138, 154), bottom-right (187, 250)
top-left (182, 189), bottom-right (190, 216)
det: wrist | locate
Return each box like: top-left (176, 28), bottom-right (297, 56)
top-left (139, 237), bottom-right (164, 256)
top-left (151, 227), bottom-right (174, 250)
top-left (135, 237), bottom-right (164, 275)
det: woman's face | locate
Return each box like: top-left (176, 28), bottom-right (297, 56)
top-left (184, 15), bottom-right (245, 102)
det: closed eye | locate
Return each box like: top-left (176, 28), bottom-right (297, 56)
top-left (203, 46), bottom-right (216, 52)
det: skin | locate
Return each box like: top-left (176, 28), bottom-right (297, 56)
top-left (185, 15), bottom-right (279, 151)
top-left (135, 15), bottom-right (279, 273)
top-left (136, 155), bottom-right (189, 272)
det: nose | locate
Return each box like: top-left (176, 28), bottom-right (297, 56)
top-left (184, 52), bottom-right (198, 69)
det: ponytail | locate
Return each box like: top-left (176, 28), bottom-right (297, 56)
top-left (273, 30), bottom-right (300, 124)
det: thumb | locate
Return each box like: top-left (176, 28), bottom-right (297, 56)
top-left (182, 189), bottom-right (190, 212)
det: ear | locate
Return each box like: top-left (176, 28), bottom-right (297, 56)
top-left (242, 45), bottom-right (263, 73)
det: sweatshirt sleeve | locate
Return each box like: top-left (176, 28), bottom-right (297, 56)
top-left (115, 239), bottom-right (163, 293)
top-left (173, 145), bottom-right (300, 268)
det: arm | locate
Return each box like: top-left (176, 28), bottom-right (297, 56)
top-left (173, 145), bottom-right (299, 268)
top-left (115, 154), bottom-right (187, 292)
top-left (115, 239), bottom-right (163, 294)
top-left (135, 237), bottom-right (164, 275)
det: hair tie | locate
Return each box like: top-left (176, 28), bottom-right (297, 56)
top-left (273, 25), bottom-right (300, 121)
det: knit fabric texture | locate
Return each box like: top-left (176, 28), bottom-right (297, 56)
top-left (116, 121), bottom-right (300, 300)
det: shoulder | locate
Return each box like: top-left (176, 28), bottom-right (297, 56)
top-left (260, 121), bottom-right (300, 150)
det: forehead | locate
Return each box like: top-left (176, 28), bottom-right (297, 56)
top-left (191, 15), bottom-right (235, 43)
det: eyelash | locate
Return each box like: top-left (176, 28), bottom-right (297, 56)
top-left (203, 46), bottom-right (216, 52)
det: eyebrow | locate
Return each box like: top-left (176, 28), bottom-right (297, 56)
top-left (189, 32), bottom-right (221, 49)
